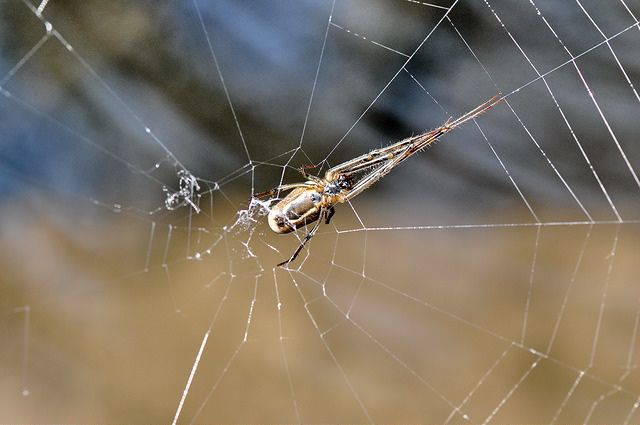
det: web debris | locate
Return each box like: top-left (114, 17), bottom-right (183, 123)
top-left (164, 169), bottom-right (202, 213)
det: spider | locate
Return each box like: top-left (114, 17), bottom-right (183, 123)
top-left (254, 94), bottom-right (503, 267)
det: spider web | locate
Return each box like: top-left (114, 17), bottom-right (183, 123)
top-left (1, 0), bottom-right (639, 423)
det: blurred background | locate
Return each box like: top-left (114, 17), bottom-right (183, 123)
top-left (1, 0), bottom-right (639, 423)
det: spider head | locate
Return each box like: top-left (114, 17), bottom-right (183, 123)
top-left (324, 174), bottom-right (353, 196)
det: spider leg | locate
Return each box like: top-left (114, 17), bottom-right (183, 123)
top-left (277, 208), bottom-right (325, 267)
top-left (339, 94), bottom-right (504, 201)
top-left (325, 206), bottom-right (336, 224)
top-left (445, 93), bottom-right (503, 128)
top-left (299, 165), bottom-right (325, 184)
top-left (276, 230), bottom-right (314, 267)
top-left (324, 126), bottom-right (449, 179)
top-left (253, 182), bottom-right (315, 199)
top-left (343, 151), bottom-right (408, 201)
top-left (326, 94), bottom-right (503, 180)
top-left (325, 148), bottom-right (398, 178)
top-left (299, 164), bottom-right (314, 178)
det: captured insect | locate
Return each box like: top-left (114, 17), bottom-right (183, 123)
top-left (254, 94), bottom-right (503, 267)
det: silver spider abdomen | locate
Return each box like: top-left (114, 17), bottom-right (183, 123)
top-left (268, 187), bottom-right (322, 234)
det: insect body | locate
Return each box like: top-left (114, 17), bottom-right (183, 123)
top-left (255, 94), bottom-right (503, 267)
